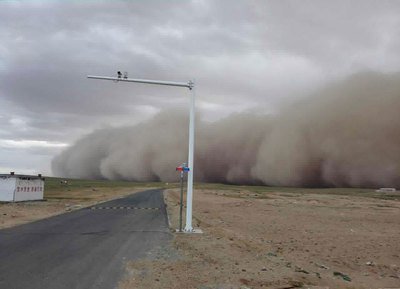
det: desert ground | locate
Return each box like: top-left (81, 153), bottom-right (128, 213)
top-left (121, 186), bottom-right (400, 289)
top-left (1, 180), bottom-right (399, 288)
top-left (0, 178), bottom-right (161, 229)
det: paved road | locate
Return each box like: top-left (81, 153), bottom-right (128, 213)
top-left (0, 189), bottom-right (171, 289)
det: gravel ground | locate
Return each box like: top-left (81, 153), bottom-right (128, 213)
top-left (120, 188), bottom-right (400, 289)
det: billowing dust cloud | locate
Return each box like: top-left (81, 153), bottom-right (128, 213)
top-left (52, 72), bottom-right (400, 188)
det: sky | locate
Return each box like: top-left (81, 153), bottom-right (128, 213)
top-left (0, 0), bottom-right (399, 176)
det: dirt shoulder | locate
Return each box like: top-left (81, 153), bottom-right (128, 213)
top-left (121, 188), bottom-right (400, 289)
top-left (0, 186), bottom-right (152, 229)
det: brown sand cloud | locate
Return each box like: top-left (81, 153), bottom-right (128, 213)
top-left (52, 72), bottom-right (400, 188)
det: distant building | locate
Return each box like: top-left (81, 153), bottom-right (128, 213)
top-left (376, 188), bottom-right (397, 193)
top-left (0, 172), bottom-right (45, 202)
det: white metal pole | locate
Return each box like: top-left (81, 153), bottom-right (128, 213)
top-left (184, 82), bottom-right (195, 232)
top-left (87, 74), bottom-right (196, 233)
top-left (87, 75), bottom-right (190, 88)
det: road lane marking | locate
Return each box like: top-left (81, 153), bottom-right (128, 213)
top-left (89, 206), bottom-right (160, 210)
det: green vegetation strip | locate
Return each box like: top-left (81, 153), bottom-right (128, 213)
top-left (43, 178), bottom-right (399, 201)
top-left (195, 183), bottom-right (399, 201)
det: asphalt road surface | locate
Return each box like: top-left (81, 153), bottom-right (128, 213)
top-left (0, 189), bottom-right (171, 289)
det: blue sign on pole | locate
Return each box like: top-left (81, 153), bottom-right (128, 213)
top-left (176, 166), bottom-right (190, 172)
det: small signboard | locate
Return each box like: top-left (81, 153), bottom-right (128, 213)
top-left (176, 166), bottom-right (190, 172)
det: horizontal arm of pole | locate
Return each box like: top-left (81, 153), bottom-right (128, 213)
top-left (87, 75), bottom-right (193, 89)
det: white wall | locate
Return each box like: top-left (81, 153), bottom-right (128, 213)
top-left (0, 177), bottom-right (16, 202)
top-left (14, 178), bottom-right (44, 201)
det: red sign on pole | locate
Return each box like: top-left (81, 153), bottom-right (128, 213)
top-left (176, 166), bottom-right (190, 172)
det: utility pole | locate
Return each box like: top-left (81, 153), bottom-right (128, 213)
top-left (87, 73), bottom-right (196, 232)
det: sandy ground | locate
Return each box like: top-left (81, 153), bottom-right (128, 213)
top-left (0, 187), bottom-right (146, 229)
top-left (121, 189), bottom-right (400, 289)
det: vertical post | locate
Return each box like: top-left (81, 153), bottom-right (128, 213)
top-left (179, 170), bottom-right (184, 232)
top-left (184, 81), bottom-right (195, 232)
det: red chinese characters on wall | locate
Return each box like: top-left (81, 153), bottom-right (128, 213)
top-left (15, 186), bottom-right (43, 193)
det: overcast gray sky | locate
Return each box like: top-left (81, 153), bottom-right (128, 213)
top-left (1, 0), bottom-right (399, 175)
